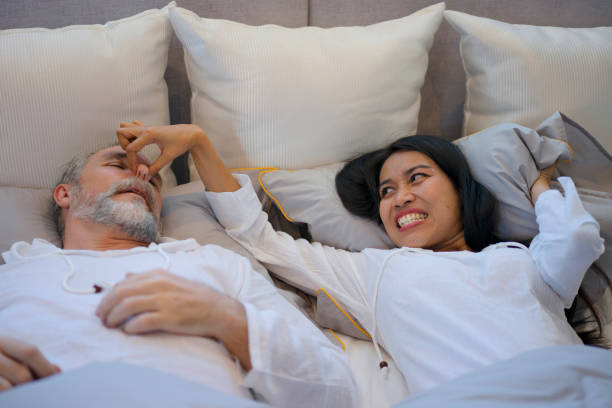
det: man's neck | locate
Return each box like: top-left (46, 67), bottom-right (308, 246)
top-left (62, 218), bottom-right (151, 250)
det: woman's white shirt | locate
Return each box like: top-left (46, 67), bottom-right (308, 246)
top-left (206, 175), bottom-right (604, 395)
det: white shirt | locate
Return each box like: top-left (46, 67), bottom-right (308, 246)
top-left (206, 175), bottom-right (604, 395)
top-left (0, 238), bottom-right (356, 407)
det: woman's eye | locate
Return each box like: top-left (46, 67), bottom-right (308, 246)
top-left (380, 187), bottom-right (393, 198)
top-left (410, 173), bottom-right (427, 183)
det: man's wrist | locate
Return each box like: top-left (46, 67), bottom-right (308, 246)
top-left (213, 297), bottom-right (252, 370)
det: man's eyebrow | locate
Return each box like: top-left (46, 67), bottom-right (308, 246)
top-left (100, 151), bottom-right (128, 161)
top-left (379, 164), bottom-right (433, 186)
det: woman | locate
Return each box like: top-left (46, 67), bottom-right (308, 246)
top-left (117, 122), bottom-right (604, 395)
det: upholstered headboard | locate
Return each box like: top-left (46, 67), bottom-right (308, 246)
top-left (2, 0), bottom-right (611, 182)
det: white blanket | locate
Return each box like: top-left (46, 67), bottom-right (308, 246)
top-left (394, 345), bottom-right (612, 407)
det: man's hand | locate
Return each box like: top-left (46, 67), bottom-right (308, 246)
top-left (95, 270), bottom-right (251, 370)
top-left (0, 337), bottom-right (60, 392)
top-left (530, 163), bottom-right (557, 205)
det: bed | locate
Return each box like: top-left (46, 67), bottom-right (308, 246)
top-left (1, 1), bottom-right (611, 407)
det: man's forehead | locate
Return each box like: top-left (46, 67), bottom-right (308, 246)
top-left (91, 146), bottom-right (150, 165)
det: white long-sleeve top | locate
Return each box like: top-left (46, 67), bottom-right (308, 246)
top-left (206, 175), bottom-right (605, 395)
top-left (0, 238), bottom-right (356, 408)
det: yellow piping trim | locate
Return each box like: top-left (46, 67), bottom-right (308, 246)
top-left (316, 287), bottom-right (371, 339)
top-left (328, 329), bottom-right (346, 351)
top-left (229, 167), bottom-right (303, 224)
top-left (257, 169), bottom-right (295, 222)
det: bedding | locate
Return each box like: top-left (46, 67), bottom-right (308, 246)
top-left (394, 345), bottom-right (612, 408)
top-left (0, 362), bottom-right (271, 408)
top-left (444, 10), bottom-right (612, 153)
top-left (0, 2), bottom-right (177, 190)
top-left (169, 3), bottom-right (444, 173)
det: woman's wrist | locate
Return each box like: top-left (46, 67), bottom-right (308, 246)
top-left (530, 179), bottom-right (552, 205)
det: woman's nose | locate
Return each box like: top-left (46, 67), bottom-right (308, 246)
top-left (394, 185), bottom-right (415, 206)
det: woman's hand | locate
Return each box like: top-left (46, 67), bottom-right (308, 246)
top-left (0, 336), bottom-right (60, 392)
top-left (530, 163), bottom-right (557, 205)
top-left (116, 121), bottom-right (210, 176)
top-left (116, 121), bottom-right (239, 192)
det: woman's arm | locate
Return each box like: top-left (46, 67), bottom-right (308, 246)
top-left (116, 122), bottom-right (373, 324)
top-left (206, 174), bottom-right (373, 328)
top-left (232, 252), bottom-right (357, 408)
top-left (115, 121), bottom-right (239, 192)
top-left (529, 175), bottom-right (605, 307)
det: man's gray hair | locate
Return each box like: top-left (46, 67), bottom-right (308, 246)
top-left (50, 153), bottom-right (92, 244)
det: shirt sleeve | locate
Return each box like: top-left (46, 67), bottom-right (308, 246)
top-left (529, 177), bottom-right (605, 308)
top-left (205, 174), bottom-right (372, 326)
top-left (234, 261), bottom-right (358, 408)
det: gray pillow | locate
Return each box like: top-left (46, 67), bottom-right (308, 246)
top-left (162, 181), bottom-right (272, 279)
top-left (0, 187), bottom-right (58, 262)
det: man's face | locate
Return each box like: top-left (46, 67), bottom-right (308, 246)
top-left (67, 146), bottom-right (163, 242)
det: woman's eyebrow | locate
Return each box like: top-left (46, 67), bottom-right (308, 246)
top-left (379, 164), bottom-right (433, 186)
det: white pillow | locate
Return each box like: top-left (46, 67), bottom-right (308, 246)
top-left (169, 3), bottom-right (445, 174)
top-left (444, 10), bottom-right (612, 154)
top-left (0, 3), bottom-right (176, 190)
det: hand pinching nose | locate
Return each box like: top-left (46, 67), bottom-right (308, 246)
top-left (136, 164), bottom-right (151, 182)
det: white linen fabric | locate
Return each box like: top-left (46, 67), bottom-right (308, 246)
top-left (395, 345), bottom-right (612, 408)
top-left (169, 3), bottom-right (445, 171)
top-left (444, 10), bottom-right (612, 153)
top-left (0, 238), bottom-right (356, 408)
top-left (206, 174), bottom-right (604, 395)
top-left (0, 3), bottom-right (176, 190)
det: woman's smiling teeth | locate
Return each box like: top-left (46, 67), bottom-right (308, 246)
top-left (397, 213), bottom-right (428, 228)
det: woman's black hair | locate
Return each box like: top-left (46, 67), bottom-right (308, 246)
top-left (336, 135), bottom-right (498, 251)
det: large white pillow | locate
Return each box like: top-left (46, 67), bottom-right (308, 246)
top-left (0, 3), bottom-right (176, 190)
top-left (169, 3), bottom-right (445, 174)
top-left (444, 10), bottom-right (612, 154)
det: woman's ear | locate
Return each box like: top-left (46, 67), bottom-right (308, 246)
top-left (54, 184), bottom-right (72, 209)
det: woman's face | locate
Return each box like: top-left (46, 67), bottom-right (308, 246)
top-left (378, 150), bottom-right (468, 251)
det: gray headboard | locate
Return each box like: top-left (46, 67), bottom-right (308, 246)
top-left (2, 0), bottom-right (611, 182)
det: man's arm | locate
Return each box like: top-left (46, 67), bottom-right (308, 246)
top-left (0, 336), bottom-right (60, 392)
top-left (95, 259), bottom-right (357, 408)
top-left (95, 269), bottom-right (253, 370)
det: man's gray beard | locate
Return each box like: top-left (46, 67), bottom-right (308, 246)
top-left (71, 178), bottom-right (161, 243)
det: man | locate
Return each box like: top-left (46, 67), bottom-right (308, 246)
top-left (0, 141), bottom-right (356, 407)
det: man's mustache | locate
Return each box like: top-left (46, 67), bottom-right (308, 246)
top-left (102, 177), bottom-right (158, 214)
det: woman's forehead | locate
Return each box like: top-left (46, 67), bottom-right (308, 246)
top-left (380, 151), bottom-right (437, 178)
